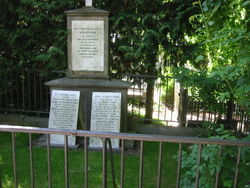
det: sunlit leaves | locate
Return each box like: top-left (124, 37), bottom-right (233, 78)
top-left (175, 0), bottom-right (250, 113)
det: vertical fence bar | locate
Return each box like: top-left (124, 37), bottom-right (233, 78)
top-left (238, 107), bottom-right (243, 131)
top-left (196, 102), bottom-right (199, 121)
top-left (233, 146), bottom-right (241, 188)
top-left (239, 112), bottom-right (243, 132)
top-left (138, 82), bottom-right (142, 117)
top-left (157, 80), bottom-right (162, 120)
top-left (22, 70), bottom-right (25, 110)
top-left (198, 101), bottom-right (203, 121)
top-left (214, 107), bottom-right (217, 123)
top-left (47, 134), bottom-right (52, 188)
top-left (244, 114), bottom-right (249, 134)
top-left (139, 141), bottom-right (144, 188)
top-left (195, 144), bottom-right (202, 188)
top-left (84, 137), bottom-right (88, 188)
top-left (120, 139), bottom-right (125, 188)
top-left (202, 105), bottom-right (206, 121)
top-left (208, 108), bottom-right (212, 121)
top-left (28, 72), bottom-right (31, 110)
top-left (12, 132), bottom-right (18, 188)
top-left (157, 142), bottom-right (163, 188)
top-left (39, 74), bottom-right (43, 111)
top-left (0, 161), bottom-right (1, 188)
top-left (10, 71), bottom-right (14, 111)
top-left (5, 73), bottom-right (8, 110)
top-left (45, 87), bottom-right (49, 112)
top-left (176, 143), bottom-right (182, 188)
top-left (64, 135), bottom-right (69, 188)
top-left (164, 77), bottom-right (168, 121)
top-left (131, 82), bottom-right (136, 116)
top-left (107, 139), bottom-right (116, 188)
top-left (236, 105), bottom-right (239, 123)
top-left (16, 73), bottom-right (20, 110)
top-left (0, 87), bottom-right (2, 110)
top-left (33, 73), bottom-right (37, 111)
top-left (191, 101), bottom-right (193, 121)
top-left (0, 165), bottom-right (1, 188)
top-left (29, 134), bottom-right (35, 188)
top-left (170, 82), bottom-right (174, 121)
top-left (0, 76), bottom-right (3, 109)
top-left (102, 139), bottom-right (107, 188)
top-left (241, 112), bottom-right (246, 133)
top-left (215, 146), bottom-right (222, 188)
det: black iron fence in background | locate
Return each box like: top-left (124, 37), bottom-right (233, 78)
top-left (0, 70), bottom-right (249, 132)
top-left (186, 98), bottom-right (249, 133)
top-left (116, 73), bottom-right (177, 123)
top-left (0, 70), bottom-right (65, 115)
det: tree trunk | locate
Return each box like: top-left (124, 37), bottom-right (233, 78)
top-left (144, 80), bottom-right (154, 124)
top-left (178, 87), bottom-right (187, 127)
top-left (226, 97), bottom-right (234, 129)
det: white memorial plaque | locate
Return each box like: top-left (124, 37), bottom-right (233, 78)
top-left (72, 20), bottom-right (104, 71)
top-left (48, 90), bottom-right (80, 146)
top-left (85, 0), bottom-right (92, 6)
top-left (90, 92), bottom-right (121, 148)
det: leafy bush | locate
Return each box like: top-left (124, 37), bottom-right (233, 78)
top-left (180, 124), bottom-right (250, 188)
top-left (160, 82), bottom-right (174, 110)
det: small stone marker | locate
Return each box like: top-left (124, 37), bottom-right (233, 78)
top-left (89, 92), bottom-right (121, 148)
top-left (48, 90), bottom-right (80, 146)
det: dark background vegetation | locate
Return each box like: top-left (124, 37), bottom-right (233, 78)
top-left (0, 0), bottom-right (249, 118)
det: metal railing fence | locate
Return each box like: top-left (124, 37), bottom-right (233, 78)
top-left (0, 125), bottom-right (249, 188)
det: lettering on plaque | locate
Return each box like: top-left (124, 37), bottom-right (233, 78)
top-left (72, 20), bottom-right (104, 71)
top-left (48, 90), bottom-right (80, 146)
top-left (90, 92), bottom-right (121, 148)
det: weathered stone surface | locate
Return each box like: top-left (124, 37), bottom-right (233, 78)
top-left (46, 77), bottom-right (131, 88)
top-left (48, 90), bottom-right (80, 146)
top-left (66, 7), bottom-right (109, 78)
top-left (89, 92), bottom-right (121, 148)
top-left (71, 20), bottom-right (104, 72)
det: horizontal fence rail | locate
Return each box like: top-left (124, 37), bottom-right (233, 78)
top-left (0, 125), bottom-right (249, 146)
top-left (0, 125), bottom-right (250, 188)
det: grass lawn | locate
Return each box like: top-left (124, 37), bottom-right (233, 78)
top-left (0, 132), bottom-right (179, 188)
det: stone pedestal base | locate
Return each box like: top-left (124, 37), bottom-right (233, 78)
top-left (45, 77), bottom-right (131, 132)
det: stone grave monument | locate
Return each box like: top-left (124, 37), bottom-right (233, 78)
top-left (46, 0), bottom-right (131, 148)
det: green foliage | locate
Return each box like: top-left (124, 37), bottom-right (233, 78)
top-left (180, 124), bottom-right (250, 188)
top-left (0, 0), bottom-right (197, 104)
top-left (0, 0), bottom-right (83, 73)
top-left (107, 0), bottom-right (197, 76)
top-left (160, 78), bottom-right (175, 109)
top-left (1, 0), bottom-right (249, 116)
top-left (174, 0), bottom-right (250, 114)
